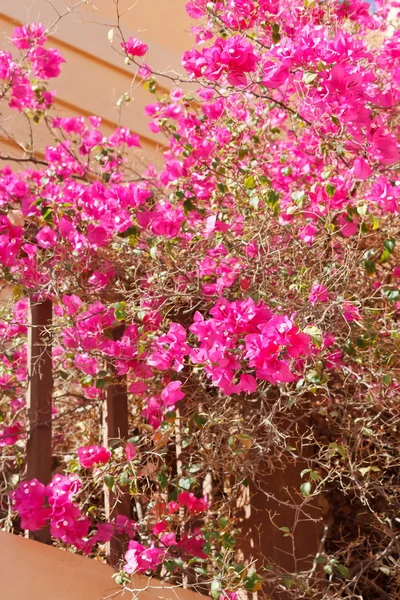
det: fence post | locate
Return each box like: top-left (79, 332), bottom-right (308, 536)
top-left (26, 298), bottom-right (53, 544)
top-left (103, 324), bottom-right (131, 566)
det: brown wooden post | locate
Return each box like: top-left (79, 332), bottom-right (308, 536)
top-left (26, 298), bottom-right (53, 544)
top-left (103, 324), bottom-right (131, 565)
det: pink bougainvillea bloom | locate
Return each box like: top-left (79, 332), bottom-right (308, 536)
top-left (30, 47), bottom-right (65, 79)
top-left (309, 283), bottom-right (329, 305)
top-left (12, 23), bottom-right (47, 49)
top-left (0, 421), bottom-right (24, 446)
top-left (342, 302), bottom-right (361, 322)
top-left (239, 373), bottom-right (257, 393)
top-left (337, 213), bottom-right (358, 237)
top-left (298, 222), bottom-right (317, 245)
top-left (36, 225), bottom-right (58, 249)
top-left (392, 267), bottom-right (400, 278)
top-left (77, 445), bottom-right (111, 468)
top-left (160, 531), bottom-right (177, 546)
top-left (353, 157), bottom-right (372, 180)
top-left (10, 479), bottom-right (50, 530)
top-left (262, 60), bottom-right (291, 88)
top-left (122, 37), bottom-right (148, 57)
top-left (125, 442), bottom-right (137, 461)
top-left (168, 500), bottom-right (179, 514)
top-left (124, 540), bottom-right (166, 574)
top-left (160, 381), bottom-right (185, 407)
top-left (152, 520), bottom-right (168, 535)
top-left (177, 491), bottom-right (210, 513)
top-left (115, 515), bottom-right (136, 538)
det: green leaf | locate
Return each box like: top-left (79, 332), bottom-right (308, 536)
top-left (335, 564), bottom-right (349, 578)
top-left (382, 288), bottom-right (400, 301)
top-left (303, 71), bottom-right (318, 85)
top-left (244, 571), bottom-right (262, 592)
top-left (194, 413), bottom-right (208, 427)
top-left (202, 541), bottom-right (211, 556)
top-left (114, 302), bottom-right (126, 321)
top-left (211, 579), bottom-right (222, 599)
top-left (119, 471), bottom-right (129, 486)
top-left (187, 464), bottom-right (201, 473)
top-left (178, 477), bottom-right (193, 490)
top-left (300, 469), bottom-right (311, 479)
top-left (266, 189), bottom-right (280, 215)
top-left (291, 190), bottom-right (306, 204)
top-left (300, 481), bottom-right (312, 496)
top-left (218, 517), bottom-right (229, 529)
top-left (283, 576), bottom-right (295, 589)
top-left (364, 260), bottom-right (376, 274)
top-left (104, 475), bottom-right (115, 489)
top-left (304, 325), bottom-right (323, 348)
top-left (380, 249), bottom-right (392, 263)
top-left (359, 466), bottom-right (381, 476)
top-left (382, 374), bottom-right (392, 386)
top-left (157, 471), bottom-right (168, 489)
top-left (384, 238), bottom-right (395, 253)
top-left (357, 204), bottom-right (368, 216)
top-left (325, 183), bottom-right (336, 198)
top-left (244, 175), bottom-right (256, 189)
top-left (279, 526), bottom-right (291, 537)
top-left (183, 199), bottom-right (197, 215)
top-left (249, 194), bottom-right (260, 209)
top-left (371, 215), bottom-right (380, 230)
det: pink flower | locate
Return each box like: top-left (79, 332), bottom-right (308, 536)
top-left (298, 222), bottom-right (317, 245)
top-left (124, 541), bottom-right (166, 574)
top-left (392, 267), bottom-right (400, 278)
top-left (12, 23), bottom-right (47, 49)
top-left (178, 528), bottom-right (206, 558)
top-left (87, 226), bottom-right (109, 247)
top-left (30, 47), bottom-right (65, 79)
top-left (115, 514), bottom-right (137, 537)
top-left (262, 60), bottom-right (291, 88)
top-left (122, 37), bottom-right (148, 57)
top-left (326, 351), bottom-right (345, 370)
top-left (62, 294), bottom-right (82, 316)
top-left (342, 302), bottom-right (361, 322)
top-left (125, 442), bottom-right (137, 461)
top-left (239, 373), bottom-right (257, 394)
top-left (0, 421), bottom-right (24, 446)
top-left (309, 283), bottom-right (329, 305)
top-left (168, 500), bottom-right (179, 514)
top-left (36, 226), bottom-right (58, 249)
top-left (353, 157), bottom-right (372, 180)
top-left (74, 353), bottom-right (99, 376)
top-left (337, 213), bottom-right (358, 238)
top-left (160, 381), bottom-right (185, 407)
top-left (152, 520), bottom-right (168, 535)
top-left (77, 445), bottom-right (111, 468)
top-left (160, 531), bottom-right (177, 546)
top-left (10, 479), bottom-right (50, 530)
top-left (177, 491), bottom-right (209, 513)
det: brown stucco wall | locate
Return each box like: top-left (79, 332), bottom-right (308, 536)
top-left (0, 530), bottom-right (207, 600)
top-left (0, 0), bottom-right (193, 163)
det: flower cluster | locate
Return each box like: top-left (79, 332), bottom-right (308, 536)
top-left (1, 1), bottom-right (400, 598)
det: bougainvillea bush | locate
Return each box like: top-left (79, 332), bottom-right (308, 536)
top-left (0, 0), bottom-right (400, 598)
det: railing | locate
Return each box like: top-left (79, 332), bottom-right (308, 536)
top-left (26, 298), bottom-right (130, 563)
top-left (23, 297), bottom-right (322, 587)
